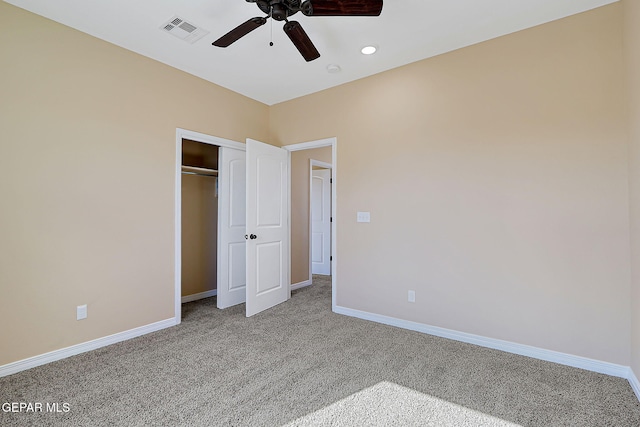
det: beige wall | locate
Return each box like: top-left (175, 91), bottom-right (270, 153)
top-left (0, 2), bottom-right (268, 365)
top-left (624, 0), bottom-right (640, 377)
top-left (271, 4), bottom-right (631, 364)
top-left (290, 147), bottom-right (332, 284)
top-left (181, 175), bottom-right (218, 297)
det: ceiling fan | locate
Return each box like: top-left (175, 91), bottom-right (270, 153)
top-left (212, 0), bottom-right (383, 62)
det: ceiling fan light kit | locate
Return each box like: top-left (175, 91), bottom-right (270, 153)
top-left (213, 0), bottom-right (383, 62)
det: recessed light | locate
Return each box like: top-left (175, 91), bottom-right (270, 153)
top-left (361, 45), bottom-right (377, 55)
top-left (326, 64), bottom-right (342, 73)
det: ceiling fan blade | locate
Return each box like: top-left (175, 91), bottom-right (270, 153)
top-left (283, 21), bottom-right (320, 62)
top-left (212, 17), bottom-right (267, 48)
top-left (301, 0), bottom-right (383, 16)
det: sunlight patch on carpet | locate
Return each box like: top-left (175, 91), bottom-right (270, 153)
top-left (284, 381), bottom-right (523, 426)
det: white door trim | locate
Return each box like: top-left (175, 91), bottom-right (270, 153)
top-left (310, 160), bottom-right (332, 167)
top-left (310, 160), bottom-right (332, 276)
top-left (174, 128), bottom-right (245, 324)
top-left (283, 137), bottom-right (337, 311)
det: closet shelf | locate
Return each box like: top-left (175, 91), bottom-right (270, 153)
top-left (181, 165), bottom-right (218, 176)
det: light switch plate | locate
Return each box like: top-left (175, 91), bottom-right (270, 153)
top-left (357, 211), bottom-right (371, 223)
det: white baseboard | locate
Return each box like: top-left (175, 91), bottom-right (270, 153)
top-left (291, 279), bottom-right (312, 291)
top-left (0, 318), bottom-right (177, 378)
top-left (333, 305), bottom-right (630, 379)
top-left (630, 369), bottom-right (640, 401)
top-left (181, 289), bottom-right (217, 303)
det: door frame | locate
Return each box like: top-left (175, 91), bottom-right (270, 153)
top-left (175, 130), bottom-right (338, 321)
top-left (310, 160), bottom-right (332, 276)
top-left (283, 137), bottom-right (337, 311)
top-left (174, 128), bottom-right (245, 324)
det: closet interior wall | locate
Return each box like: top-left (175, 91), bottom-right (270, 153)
top-left (181, 139), bottom-right (219, 299)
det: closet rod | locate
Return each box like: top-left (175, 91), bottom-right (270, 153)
top-left (181, 171), bottom-right (217, 178)
top-left (181, 165), bottom-right (218, 177)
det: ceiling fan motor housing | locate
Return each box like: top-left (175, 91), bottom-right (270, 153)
top-left (252, 0), bottom-right (302, 21)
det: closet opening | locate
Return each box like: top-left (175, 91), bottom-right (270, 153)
top-left (180, 138), bottom-right (219, 304)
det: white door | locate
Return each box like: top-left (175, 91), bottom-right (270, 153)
top-left (245, 138), bottom-right (290, 317)
top-left (217, 147), bottom-right (247, 309)
top-left (311, 168), bottom-right (331, 275)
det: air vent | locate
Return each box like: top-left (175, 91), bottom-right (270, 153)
top-left (160, 16), bottom-right (209, 44)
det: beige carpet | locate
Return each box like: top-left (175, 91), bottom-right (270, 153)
top-left (1, 275), bottom-right (639, 426)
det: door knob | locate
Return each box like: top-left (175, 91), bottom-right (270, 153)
top-left (250, 234), bottom-right (257, 240)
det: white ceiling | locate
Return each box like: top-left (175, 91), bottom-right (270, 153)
top-left (6, 0), bottom-right (617, 105)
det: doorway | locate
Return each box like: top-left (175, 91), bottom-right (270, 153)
top-left (180, 139), bottom-right (219, 304)
top-left (283, 138), bottom-right (337, 311)
top-left (174, 129), bottom-right (246, 323)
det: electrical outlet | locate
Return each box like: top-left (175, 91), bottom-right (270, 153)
top-left (77, 304), bottom-right (87, 320)
top-left (408, 290), bottom-right (416, 303)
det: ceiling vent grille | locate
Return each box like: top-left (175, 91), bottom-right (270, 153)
top-left (160, 16), bottom-right (209, 44)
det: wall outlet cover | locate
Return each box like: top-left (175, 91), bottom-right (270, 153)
top-left (408, 290), bottom-right (416, 303)
top-left (77, 304), bottom-right (87, 320)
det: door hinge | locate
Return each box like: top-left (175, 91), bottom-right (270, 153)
top-left (330, 178), bottom-right (333, 184)
top-left (330, 256), bottom-right (333, 261)
top-left (330, 217), bottom-right (333, 223)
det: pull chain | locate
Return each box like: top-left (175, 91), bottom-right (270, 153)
top-left (269, 8), bottom-right (274, 46)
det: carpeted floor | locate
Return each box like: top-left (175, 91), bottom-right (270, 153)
top-left (1, 275), bottom-right (639, 426)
